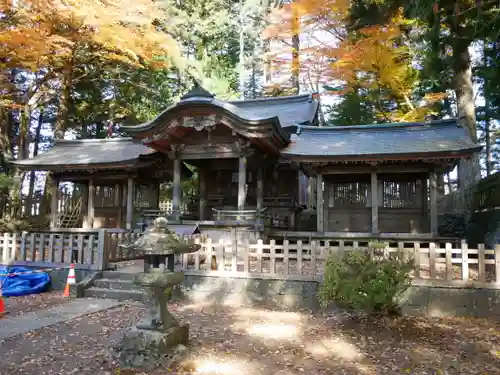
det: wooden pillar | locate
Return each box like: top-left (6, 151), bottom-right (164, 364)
top-left (114, 183), bottom-right (121, 228)
top-left (126, 177), bottom-right (134, 229)
top-left (323, 180), bottom-right (329, 232)
top-left (237, 155), bottom-right (246, 210)
top-left (316, 173), bottom-right (324, 232)
top-left (308, 176), bottom-right (316, 208)
top-left (421, 178), bottom-right (428, 232)
top-left (172, 158), bottom-right (181, 221)
top-left (198, 169), bottom-right (207, 221)
top-left (256, 167), bottom-right (264, 210)
top-left (81, 183), bottom-right (89, 228)
top-left (49, 176), bottom-right (59, 228)
top-left (429, 171), bottom-right (438, 235)
top-left (370, 172), bottom-right (379, 234)
top-left (88, 179), bottom-right (95, 229)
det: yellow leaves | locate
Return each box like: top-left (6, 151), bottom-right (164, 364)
top-left (1, 0), bottom-right (177, 73)
top-left (423, 92), bottom-right (449, 104)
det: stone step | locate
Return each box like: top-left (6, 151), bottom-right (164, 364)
top-left (84, 287), bottom-right (144, 302)
top-left (100, 271), bottom-right (136, 281)
top-left (93, 278), bottom-right (143, 291)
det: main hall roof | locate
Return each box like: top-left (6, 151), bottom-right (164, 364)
top-left (12, 138), bottom-right (154, 170)
top-left (282, 119), bottom-right (482, 161)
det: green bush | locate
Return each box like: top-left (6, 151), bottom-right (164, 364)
top-left (317, 242), bottom-right (414, 315)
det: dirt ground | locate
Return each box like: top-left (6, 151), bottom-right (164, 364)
top-left (3, 291), bottom-right (68, 317)
top-left (0, 295), bottom-right (499, 375)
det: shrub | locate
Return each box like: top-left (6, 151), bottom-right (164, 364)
top-left (317, 242), bottom-right (414, 315)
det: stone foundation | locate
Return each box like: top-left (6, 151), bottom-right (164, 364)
top-left (173, 275), bottom-right (500, 318)
top-left (107, 324), bottom-right (189, 370)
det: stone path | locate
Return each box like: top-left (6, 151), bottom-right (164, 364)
top-left (0, 298), bottom-right (123, 340)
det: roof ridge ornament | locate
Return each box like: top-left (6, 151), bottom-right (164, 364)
top-left (180, 79), bottom-right (215, 101)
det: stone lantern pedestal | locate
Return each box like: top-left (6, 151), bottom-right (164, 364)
top-left (107, 218), bottom-right (200, 370)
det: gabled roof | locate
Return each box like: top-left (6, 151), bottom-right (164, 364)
top-left (121, 84), bottom-right (319, 154)
top-left (227, 94), bottom-right (319, 127)
top-left (11, 138), bottom-right (155, 171)
top-left (281, 119), bottom-right (482, 161)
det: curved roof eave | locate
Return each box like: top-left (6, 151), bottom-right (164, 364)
top-left (281, 146), bottom-right (483, 161)
top-left (120, 98), bottom-right (290, 143)
top-left (10, 159), bottom-right (142, 171)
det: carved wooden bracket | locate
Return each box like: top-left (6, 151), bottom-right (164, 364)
top-left (179, 114), bottom-right (218, 131)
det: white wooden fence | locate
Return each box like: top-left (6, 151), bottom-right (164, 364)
top-left (174, 238), bottom-right (500, 286)
top-left (0, 230), bottom-right (107, 270)
top-left (1, 230), bottom-right (500, 287)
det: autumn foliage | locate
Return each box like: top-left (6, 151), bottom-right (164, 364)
top-left (265, 3), bottom-right (446, 122)
top-left (0, 0), bottom-right (179, 136)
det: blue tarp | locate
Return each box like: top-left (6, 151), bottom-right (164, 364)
top-left (0, 266), bottom-right (50, 297)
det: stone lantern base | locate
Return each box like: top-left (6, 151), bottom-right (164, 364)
top-left (107, 323), bottom-right (189, 370)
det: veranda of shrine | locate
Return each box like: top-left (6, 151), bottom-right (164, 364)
top-left (6, 85), bottom-right (500, 288)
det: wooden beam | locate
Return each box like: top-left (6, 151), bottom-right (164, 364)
top-left (49, 176), bottom-right (58, 229)
top-left (126, 177), bottom-right (134, 229)
top-left (114, 183), bottom-right (122, 228)
top-left (81, 183), bottom-right (90, 229)
top-left (88, 179), bottom-right (95, 229)
top-left (421, 178), bottom-right (428, 231)
top-left (318, 163), bottom-right (435, 175)
top-left (429, 171), bottom-right (438, 235)
top-left (323, 180), bottom-right (329, 231)
top-left (256, 166), bottom-right (264, 211)
top-left (172, 158), bottom-right (181, 221)
top-left (316, 173), bottom-right (324, 232)
top-left (237, 155), bottom-right (247, 210)
top-left (199, 168), bottom-right (207, 220)
top-left (53, 172), bottom-right (138, 182)
top-left (371, 171), bottom-right (379, 234)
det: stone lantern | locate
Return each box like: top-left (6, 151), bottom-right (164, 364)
top-left (108, 217), bottom-right (200, 369)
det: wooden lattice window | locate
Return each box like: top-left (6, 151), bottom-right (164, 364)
top-left (382, 181), bottom-right (418, 208)
top-left (329, 182), bottom-right (369, 208)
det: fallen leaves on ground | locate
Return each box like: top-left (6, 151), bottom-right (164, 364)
top-left (0, 300), bottom-right (499, 375)
top-left (2, 291), bottom-right (69, 318)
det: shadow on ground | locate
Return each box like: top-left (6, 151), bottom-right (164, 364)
top-left (164, 299), bottom-right (500, 375)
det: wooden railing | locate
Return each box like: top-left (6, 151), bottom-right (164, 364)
top-left (438, 171), bottom-right (500, 214)
top-left (0, 229), bottom-right (106, 270)
top-left (212, 208), bottom-right (266, 228)
top-left (106, 230), bottom-right (143, 263)
top-left (2, 229), bottom-right (499, 288)
top-left (176, 238), bottom-right (500, 286)
top-left (472, 171), bottom-right (500, 210)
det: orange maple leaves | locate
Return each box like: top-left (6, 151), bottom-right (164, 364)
top-left (266, 3), bottom-right (446, 122)
top-left (0, 0), bottom-right (178, 72)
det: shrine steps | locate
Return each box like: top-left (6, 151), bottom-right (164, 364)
top-left (83, 271), bottom-right (144, 302)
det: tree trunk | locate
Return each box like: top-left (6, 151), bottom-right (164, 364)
top-left (291, 4), bottom-right (300, 94)
top-left (54, 62), bottom-right (73, 140)
top-left (452, 34), bottom-right (481, 186)
top-left (263, 39), bottom-right (272, 86)
top-left (239, 0), bottom-right (246, 99)
top-left (27, 109), bottom-right (43, 216)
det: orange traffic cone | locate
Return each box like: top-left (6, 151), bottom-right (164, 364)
top-left (0, 282), bottom-right (6, 317)
top-left (63, 264), bottom-right (76, 297)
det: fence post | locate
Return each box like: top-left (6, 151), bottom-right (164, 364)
top-left (445, 243), bottom-right (453, 281)
top-left (495, 244), bottom-right (500, 284)
top-left (2, 233), bottom-right (9, 264)
top-left (413, 242), bottom-right (421, 279)
top-left (461, 240), bottom-right (468, 281)
top-left (269, 239), bottom-right (276, 275)
top-left (478, 244), bottom-right (485, 283)
top-left (429, 242), bottom-right (436, 279)
top-left (20, 231), bottom-right (27, 261)
top-left (96, 229), bottom-right (108, 270)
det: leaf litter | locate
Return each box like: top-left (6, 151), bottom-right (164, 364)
top-left (0, 298), bottom-right (498, 375)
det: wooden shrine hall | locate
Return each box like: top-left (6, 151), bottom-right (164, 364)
top-left (13, 84), bottom-right (481, 237)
